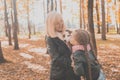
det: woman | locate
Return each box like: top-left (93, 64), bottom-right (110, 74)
top-left (45, 11), bottom-right (79, 80)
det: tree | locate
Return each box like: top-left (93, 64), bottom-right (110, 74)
top-left (115, 0), bottom-right (120, 34)
top-left (106, 1), bottom-right (109, 33)
top-left (96, 0), bottom-right (101, 33)
top-left (11, 0), bottom-right (14, 38)
top-left (27, 0), bottom-right (31, 39)
top-left (13, 0), bottom-right (19, 50)
top-left (43, 0), bottom-right (46, 22)
top-left (51, 0), bottom-right (54, 11)
top-left (118, 26), bottom-right (120, 34)
top-left (4, 21), bottom-right (8, 37)
top-left (4, 0), bottom-right (8, 37)
top-left (0, 41), bottom-right (5, 63)
top-left (55, 0), bottom-right (57, 11)
top-left (101, 0), bottom-right (106, 40)
top-left (60, 0), bottom-right (62, 14)
top-left (118, 19), bottom-right (120, 34)
top-left (47, 0), bottom-right (57, 13)
top-left (80, 0), bottom-right (82, 28)
top-left (88, 0), bottom-right (97, 56)
top-left (33, 24), bottom-right (36, 35)
top-left (88, 1), bottom-right (97, 79)
top-left (4, 0), bottom-right (12, 45)
top-left (82, 0), bottom-right (85, 29)
top-left (47, 0), bottom-right (50, 13)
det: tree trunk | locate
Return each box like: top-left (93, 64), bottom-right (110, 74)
top-left (88, 0), bottom-right (97, 56)
top-left (106, 1), bottom-right (109, 33)
top-left (13, 0), bottom-right (19, 50)
top-left (119, 0), bottom-right (120, 34)
top-left (101, 0), bottom-right (106, 40)
top-left (28, 23), bottom-right (31, 39)
top-left (4, 0), bottom-right (8, 37)
top-left (118, 23), bottom-right (120, 34)
top-left (60, 0), bottom-right (62, 14)
top-left (96, 0), bottom-right (101, 33)
top-left (27, 0), bottom-right (31, 39)
top-left (4, 24), bottom-right (8, 37)
top-left (0, 41), bottom-right (5, 63)
top-left (47, 0), bottom-right (50, 13)
top-left (43, 0), bottom-right (46, 22)
top-left (4, 0), bottom-right (12, 45)
top-left (115, 0), bottom-right (120, 34)
top-left (8, 26), bottom-right (12, 45)
top-left (16, 4), bottom-right (19, 35)
top-left (33, 24), bottom-right (36, 35)
top-left (11, 0), bottom-right (14, 39)
top-left (106, 23), bottom-right (109, 33)
top-left (116, 24), bottom-right (118, 34)
top-left (82, 0), bottom-right (85, 30)
top-left (55, 0), bottom-right (57, 11)
top-left (51, 0), bottom-right (54, 11)
top-left (80, 0), bottom-right (82, 28)
top-left (117, 24), bottom-right (119, 34)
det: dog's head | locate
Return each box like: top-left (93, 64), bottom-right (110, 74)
top-left (63, 29), bottom-right (73, 50)
top-left (63, 29), bottom-right (72, 43)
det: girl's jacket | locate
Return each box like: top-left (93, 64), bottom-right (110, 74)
top-left (73, 50), bottom-right (100, 80)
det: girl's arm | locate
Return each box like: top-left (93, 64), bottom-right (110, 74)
top-left (73, 51), bottom-right (85, 76)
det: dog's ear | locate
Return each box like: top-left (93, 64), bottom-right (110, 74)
top-left (66, 30), bottom-right (72, 34)
top-left (69, 30), bottom-right (72, 34)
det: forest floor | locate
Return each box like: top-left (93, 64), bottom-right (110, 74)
top-left (0, 34), bottom-right (120, 80)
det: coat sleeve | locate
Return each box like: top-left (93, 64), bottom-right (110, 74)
top-left (73, 51), bottom-right (85, 76)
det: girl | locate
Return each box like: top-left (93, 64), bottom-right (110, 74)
top-left (45, 11), bottom-right (79, 80)
top-left (70, 29), bottom-right (101, 80)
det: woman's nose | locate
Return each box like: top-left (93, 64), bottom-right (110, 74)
top-left (60, 25), bottom-right (63, 29)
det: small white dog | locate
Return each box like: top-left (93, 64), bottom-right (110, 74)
top-left (63, 29), bottom-right (72, 43)
top-left (63, 29), bottom-right (73, 50)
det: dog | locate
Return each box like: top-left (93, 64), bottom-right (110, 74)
top-left (63, 30), bottom-right (72, 42)
top-left (63, 29), bottom-right (72, 50)
top-left (46, 29), bottom-right (73, 54)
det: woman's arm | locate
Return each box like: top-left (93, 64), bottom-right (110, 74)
top-left (46, 37), bottom-right (70, 68)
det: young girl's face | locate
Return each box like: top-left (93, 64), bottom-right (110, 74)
top-left (55, 17), bottom-right (64, 32)
top-left (70, 31), bottom-right (79, 46)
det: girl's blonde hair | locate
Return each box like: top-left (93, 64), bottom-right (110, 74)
top-left (46, 11), bottom-right (65, 38)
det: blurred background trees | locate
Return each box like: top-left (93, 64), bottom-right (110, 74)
top-left (0, 0), bottom-right (119, 52)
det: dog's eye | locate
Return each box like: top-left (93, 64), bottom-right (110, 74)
top-left (64, 40), bottom-right (66, 42)
top-left (63, 34), bottom-right (65, 37)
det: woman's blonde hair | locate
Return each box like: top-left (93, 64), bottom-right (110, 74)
top-left (46, 11), bottom-right (65, 38)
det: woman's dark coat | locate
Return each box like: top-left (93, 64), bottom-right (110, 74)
top-left (46, 37), bottom-right (79, 80)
